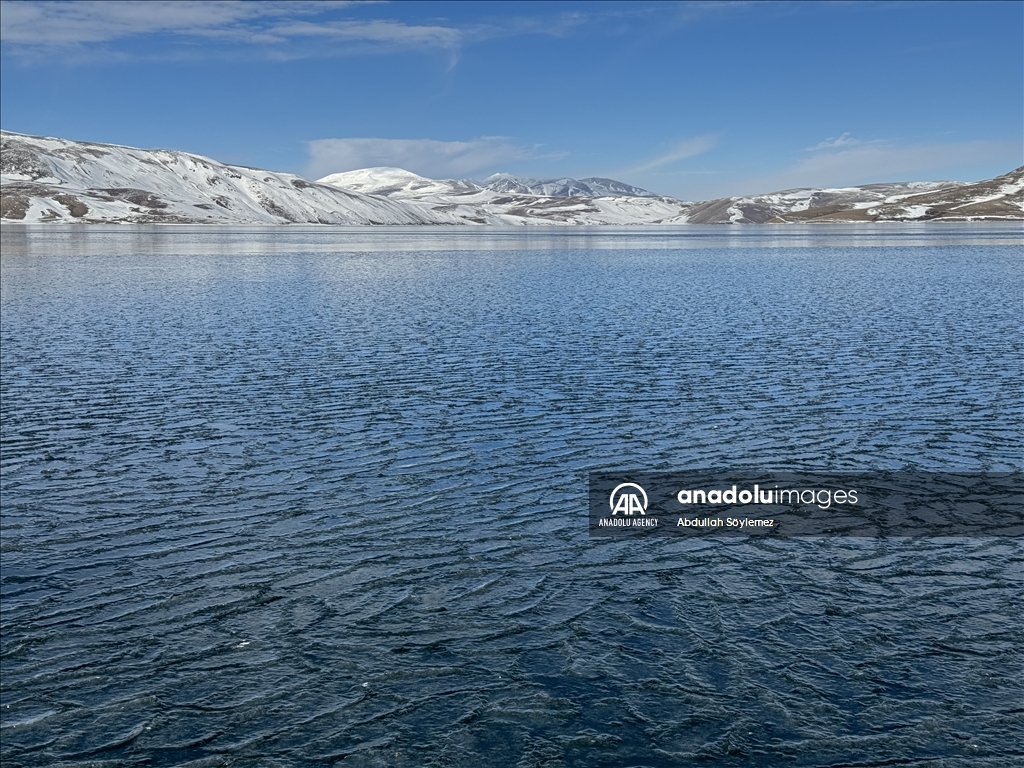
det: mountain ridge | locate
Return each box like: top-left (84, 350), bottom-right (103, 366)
top-left (2, 130), bottom-right (1021, 225)
top-left (315, 165), bottom-right (688, 224)
top-left (0, 131), bottom-right (457, 225)
top-left (479, 173), bottom-right (660, 198)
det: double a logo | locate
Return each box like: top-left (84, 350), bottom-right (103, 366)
top-left (610, 482), bottom-right (648, 516)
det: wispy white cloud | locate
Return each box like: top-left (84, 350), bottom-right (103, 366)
top-left (806, 132), bottom-right (863, 151)
top-left (0, 0), bottom-right (595, 60)
top-left (0, 0), bottom-right (462, 55)
top-left (1, 1), bottom-right (310, 44)
top-left (468, 11), bottom-right (591, 41)
top-left (625, 135), bottom-right (717, 175)
top-left (272, 20), bottom-right (460, 49)
top-left (737, 138), bottom-right (1022, 194)
top-left (305, 137), bottom-right (551, 180)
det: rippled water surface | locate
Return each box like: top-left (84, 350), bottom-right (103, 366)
top-left (2, 225), bottom-right (1022, 767)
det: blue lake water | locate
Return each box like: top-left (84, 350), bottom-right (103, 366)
top-left (1, 224), bottom-right (1022, 766)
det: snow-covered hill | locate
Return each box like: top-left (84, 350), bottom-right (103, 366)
top-left (0, 132), bottom-right (456, 225)
top-left (0, 133), bottom-right (689, 225)
top-left (2, 130), bottom-right (1021, 225)
top-left (317, 166), bottom-right (1023, 225)
top-left (480, 174), bottom-right (658, 198)
top-left (317, 167), bottom-right (480, 199)
top-left (316, 167), bottom-right (689, 224)
top-left (676, 171), bottom-right (1024, 223)
top-left (316, 168), bottom-right (662, 201)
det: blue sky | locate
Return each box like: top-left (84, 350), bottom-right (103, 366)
top-left (1, 1), bottom-right (1021, 199)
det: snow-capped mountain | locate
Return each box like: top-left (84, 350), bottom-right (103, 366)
top-left (316, 168), bottom-right (662, 201)
top-left (480, 174), bottom-right (658, 198)
top-left (316, 167), bottom-right (688, 224)
top-left (315, 167), bottom-right (1023, 224)
top-left (677, 171), bottom-right (1024, 223)
top-left (2, 130), bottom-right (1021, 225)
top-left (0, 131), bottom-right (457, 225)
top-left (0, 133), bottom-right (688, 225)
top-left (317, 167), bottom-right (480, 199)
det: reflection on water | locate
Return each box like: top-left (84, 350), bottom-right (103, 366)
top-left (1, 221), bottom-right (1020, 257)
top-left (1, 226), bottom-right (1021, 766)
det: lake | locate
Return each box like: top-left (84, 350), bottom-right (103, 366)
top-left (1, 224), bottom-right (1021, 766)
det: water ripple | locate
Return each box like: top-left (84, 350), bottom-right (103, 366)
top-left (1, 226), bottom-right (1022, 766)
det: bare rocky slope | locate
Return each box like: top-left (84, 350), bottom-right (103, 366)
top-left (2, 130), bottom-right (1021, 225)
top-left (681, 170), bottom-right (1024, 223)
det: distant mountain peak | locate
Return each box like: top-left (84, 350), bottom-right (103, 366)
top-left (315, 168), bottom-right (664, 200)
top-left (479, 173), bottom-right (660, 198)
top-left (317, 167), bottom-right (481, 199)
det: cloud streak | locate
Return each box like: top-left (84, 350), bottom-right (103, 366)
top-left (0, 0), bottom-right (596, 59)
top-left (0, 1), bottom-right (461, 54)
top-left (305, 137), bottom-right (546, 180)
top-left (738, 138), bottom-right (1021, 195)
top-left (626, 135), bottom-right (717, 174)
top-left (273, 20), bottom-right (460, 49)
top-left (806, 132), bottom-right (863, 151)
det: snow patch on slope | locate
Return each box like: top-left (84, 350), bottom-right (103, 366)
top-left (317, 168), bottom-right (689, 224)
top-left (318, 167), bottom-right (479, 199)
top-left (4, 130), bottom-right (1020, 225)
top-left (0, 132), bottom-right (457, 225)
